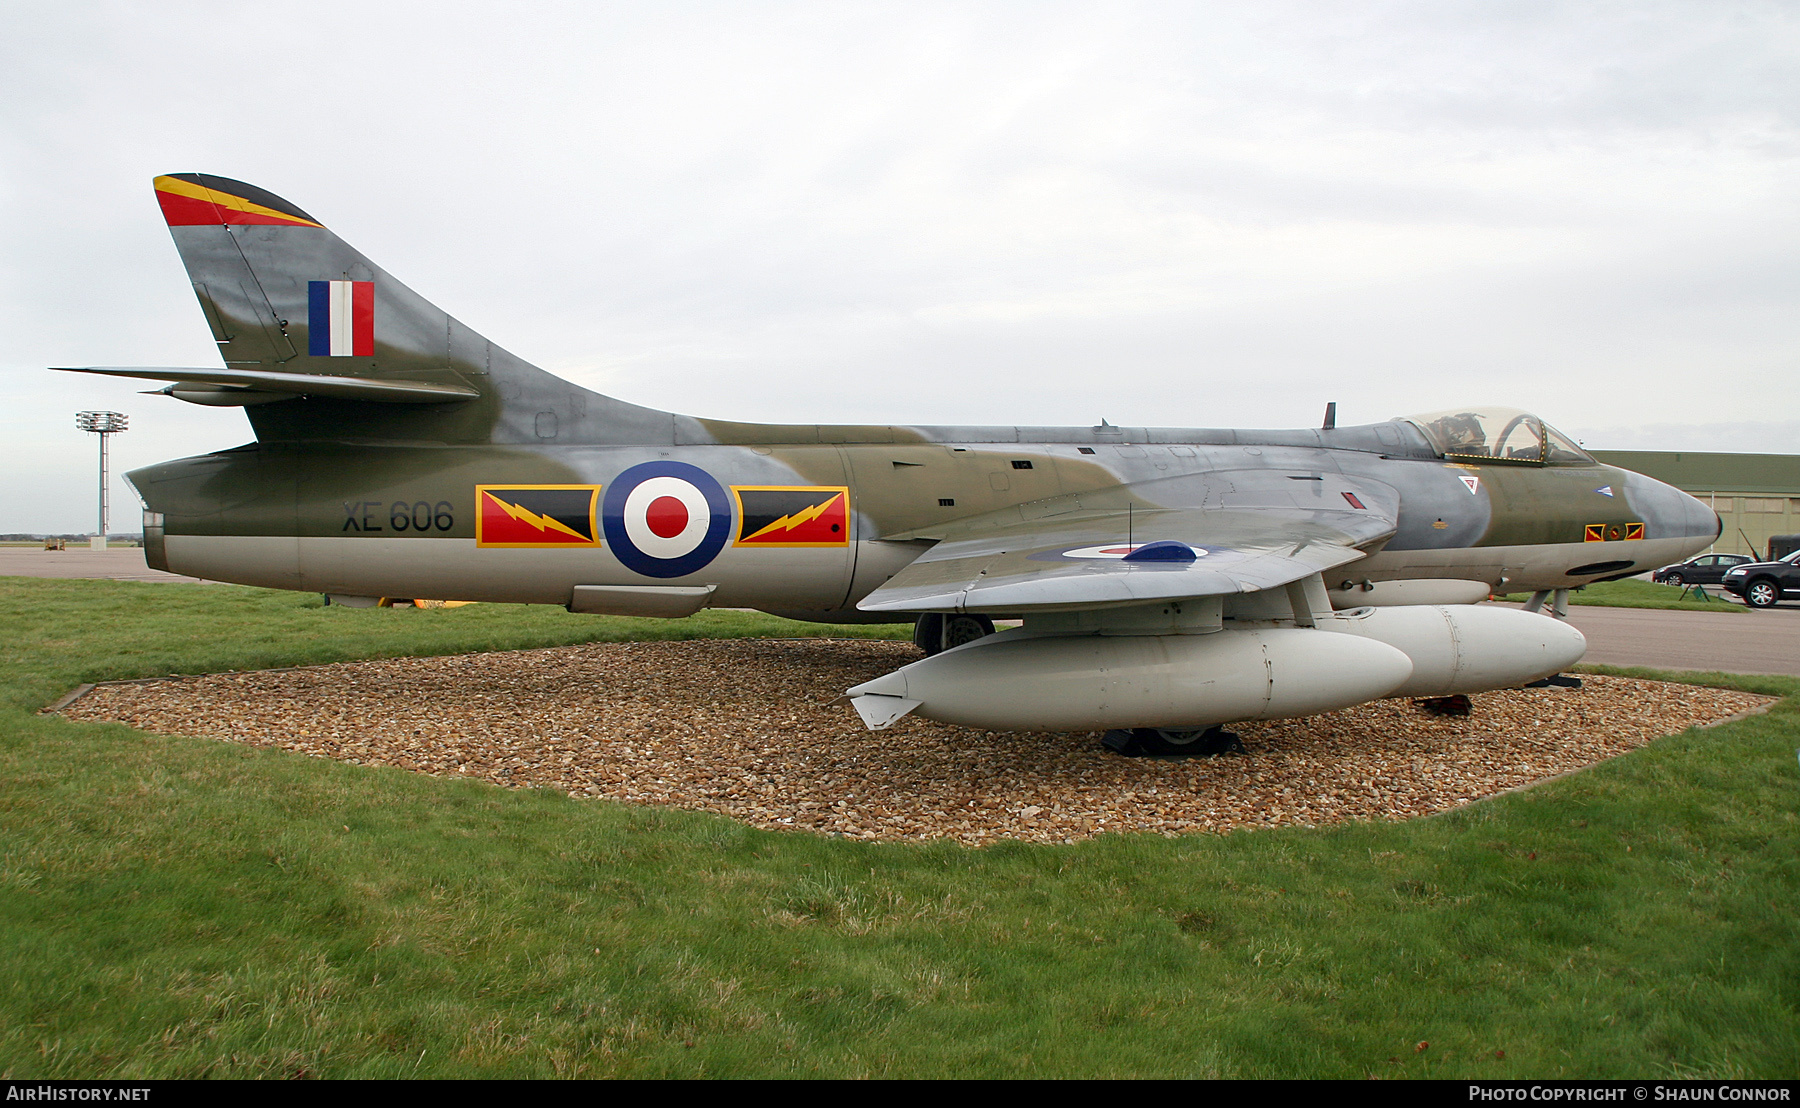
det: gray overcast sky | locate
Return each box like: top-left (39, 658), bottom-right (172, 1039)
top-left (3, 1), bottom-right (1797, 533)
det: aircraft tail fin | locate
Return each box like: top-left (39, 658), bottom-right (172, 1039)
top-left (113, 173), bottom-right (675, 445)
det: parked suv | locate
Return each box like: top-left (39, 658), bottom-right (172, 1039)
top-left (1722, 551), bottom-right (1800, 608)
top-left (1653, 554), bottom-right (1753, 587)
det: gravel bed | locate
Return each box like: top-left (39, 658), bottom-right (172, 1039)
top-left (59, 639), bottom-right (1773, 845)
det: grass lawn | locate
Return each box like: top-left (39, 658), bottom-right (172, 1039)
top-left (1, 578), bottom-right (1795, 1078)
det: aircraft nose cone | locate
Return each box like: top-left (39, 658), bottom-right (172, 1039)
top-left (1622, 471), bottom-right (1718, 543)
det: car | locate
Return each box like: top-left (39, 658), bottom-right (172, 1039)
top-left (1653, 553), bottom-right (1753, 587)
top-left (1722, 551), bottom-right (1800, 608)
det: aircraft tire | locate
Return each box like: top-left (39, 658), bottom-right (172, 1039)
top-left (912, 614), bottom-right (945, 654)
top-left (1103, 726), bottom-right (1246, 757)
top-left (912, 613), bottom-right (996, 655)
top-left (943, 614), bottom-right (995, 650)
top-left (1141, 726), bottom-right (1245, 756)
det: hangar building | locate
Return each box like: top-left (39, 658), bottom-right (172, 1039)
top-left (1592, 451), bottom-right (1800, 560)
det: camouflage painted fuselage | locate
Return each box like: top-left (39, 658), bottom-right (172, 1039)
top-left (131, 414), bottom-right (1718, 614)
top-left (96, 174), bottom-right (1714, 618)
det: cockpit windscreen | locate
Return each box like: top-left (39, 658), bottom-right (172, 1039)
top-left (1401, 408), bottom-right (1594, 465)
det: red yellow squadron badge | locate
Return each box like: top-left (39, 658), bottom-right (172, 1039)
top-left (732, 486), bottom-right (850, 547)
top-left (1584, 522), bottom-right (1643, 542)
top-left (476, 485), bottom-right (601, 547)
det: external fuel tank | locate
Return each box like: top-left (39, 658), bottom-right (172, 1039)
top-left (845, 602), bottom-right (1586, 733)
top-left (847, 626), bottom-right (1415, 732)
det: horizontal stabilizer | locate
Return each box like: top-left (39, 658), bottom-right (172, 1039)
top-left (53, 366), bottom-right (480, 405)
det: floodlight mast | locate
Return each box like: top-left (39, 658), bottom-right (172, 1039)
top-left (75, 411), bottom-right (128, 549)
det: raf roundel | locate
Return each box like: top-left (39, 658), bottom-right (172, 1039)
top-left (1060, 543), bottom-right (1209, 561)
top-left (602, 461), bottom-right (733, 578)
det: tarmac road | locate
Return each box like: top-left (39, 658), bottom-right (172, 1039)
top-left (0, 547), bottom-right (214, 584)
top-left (4, 548), bottom-right (1796, 677)
top-left (1553, 603), bottom-right (1800, 678)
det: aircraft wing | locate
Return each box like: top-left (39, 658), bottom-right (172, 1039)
top-left (857, 469), bottom-right (1400, 614)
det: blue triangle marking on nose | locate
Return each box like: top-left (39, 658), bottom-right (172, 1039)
top-left (1596, 486), bottom-right (1614, 497)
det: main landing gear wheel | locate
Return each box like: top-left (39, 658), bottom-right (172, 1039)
top-left (1101, 726), bottom-right (1246, 758)
top-left (1746, 579), bottom-right (1781, 608)
top-left (912, 613), bottom-right (997, 656)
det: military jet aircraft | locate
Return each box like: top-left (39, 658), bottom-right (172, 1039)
top-left (58, 174), bottom-right (1720, 750)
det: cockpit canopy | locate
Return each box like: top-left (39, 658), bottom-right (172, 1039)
top-left (1401, 407), bottom-right (1593, 466)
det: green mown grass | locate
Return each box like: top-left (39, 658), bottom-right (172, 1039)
top-left (1498, 578), bottom-right (1748, 613)
top-left (1, 578), bottom-right (1795, 1078)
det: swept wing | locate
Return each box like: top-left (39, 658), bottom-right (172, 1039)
top-left (858, 468), bottom-right (1399, 614)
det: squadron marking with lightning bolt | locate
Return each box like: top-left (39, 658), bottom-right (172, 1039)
top-left (474, 485), bottom-right (601, 547)
top-left (487, 493), bottom-right (588, 540)
top-left (744, 493), bottom-right (843, 541)
top-left (732, 486), bottom-right (851, 547)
